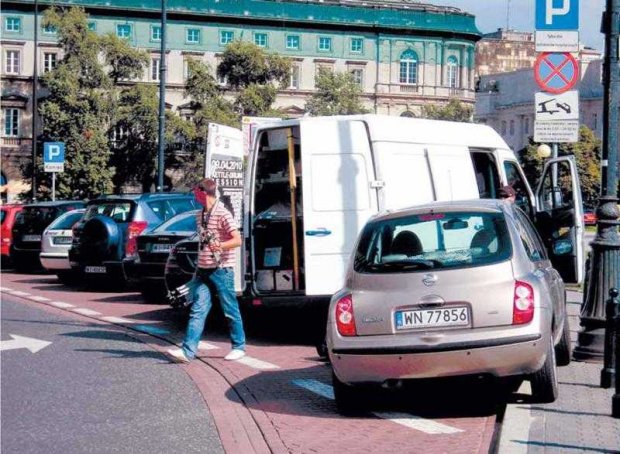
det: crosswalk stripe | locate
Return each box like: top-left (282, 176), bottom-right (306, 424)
top-left (0, 287), bottom-right (14, 291)
top-left (236, 356), bottom-right (280, 370)
top-left (101, 316), bottom-right (135, 324)
top-left (292, 379), bottom-right (463, 434)
top-left (50, 301), bottom-right (74, 308)
top-left (72, 308), bottom-right (102, 316)
top-left (9, 291), bottom-right (30, 297)
top-left (29, 296), bottom-right (50, 302)
top-left (198, 341), bottom-right (219, 350)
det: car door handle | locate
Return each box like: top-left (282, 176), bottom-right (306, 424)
top-left (305, 228), bottom-right (332, 237)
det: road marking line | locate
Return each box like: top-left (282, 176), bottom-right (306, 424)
top-left (50, 301), bottom-right (74, 309)
top-left (29, 296), bottom-right (50, 302)
top-left (134, 325), bottom-right (171, 335)
top-left (198, 341), bottom-right (219, 350)
top-left (9, 291), bottom-right (31, 297)
top-left (236, 356), bottom-right (280, 370)
top-left (0, 287), bottom-right (14, 291)
top-left (72, 308), bottom-right (102, 316)
top-left (101, 316), bottom-right (135, 324)
top-left (292, 379), bottom-right (463, 434)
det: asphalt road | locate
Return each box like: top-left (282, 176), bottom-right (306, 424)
top-left (0, 294), bottom-right (223, 454)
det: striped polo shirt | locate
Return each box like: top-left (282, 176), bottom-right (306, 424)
top-left (195, 200), bottom-right (238, 269)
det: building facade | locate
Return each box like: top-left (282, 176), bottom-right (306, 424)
top-left (1, 0), bottom-right (481, 200)
top-left (476, 28), bottom-right (537, 77)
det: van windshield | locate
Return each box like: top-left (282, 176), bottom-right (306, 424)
top-left (354, 211), bottom-right (512, 273)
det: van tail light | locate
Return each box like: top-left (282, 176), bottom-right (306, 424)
top-left (126, 221), bottom-right (148, 257)
top-left (335, 294), bottom-right (357, 336)
top-left (513, 280), bottom-right (535, 325)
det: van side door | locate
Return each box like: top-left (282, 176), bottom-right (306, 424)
top-left (534, 156), bottom-right (584, 285)
top-left (300, 119), bottom-right (379, 295)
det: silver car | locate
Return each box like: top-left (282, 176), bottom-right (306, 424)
top-left (40, 209), bottom-right (85, 284)
top-left (327, 199), bottom-right (571, 413)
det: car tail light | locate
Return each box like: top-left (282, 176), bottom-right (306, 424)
top-left (126, 221), bottom-right (148, 257)
top-left (335, 294), bottom-right (356, 336)
top-left (513, 280), bottom-right (535, 325)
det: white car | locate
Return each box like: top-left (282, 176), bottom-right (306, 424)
top-left (40, 209), bottom-right (85, 284)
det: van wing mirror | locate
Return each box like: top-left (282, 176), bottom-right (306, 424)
top-left (534, 155), bottom-right (584, 285)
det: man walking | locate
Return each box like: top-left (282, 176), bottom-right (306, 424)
top-left (167, 178), bottom-right (246, 363)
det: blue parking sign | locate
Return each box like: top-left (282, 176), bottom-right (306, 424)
top-left (536, 0), bottom-right (579, 30)
top-left (43, 142), bottom-right (65, 172)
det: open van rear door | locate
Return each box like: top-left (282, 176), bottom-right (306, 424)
top-left (534, 155), bottom-right (584, 284)
top-left (300, 119), bottom-right (379, 295)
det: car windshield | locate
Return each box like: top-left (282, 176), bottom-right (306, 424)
top-left (84, 202), bottom-right (133, 223)
top-left (153, 211), bottom-right (197, 233)
top-left (354, 210), bottom-right (512, 273)
top-left (48, 210), bottom-right (85, 230)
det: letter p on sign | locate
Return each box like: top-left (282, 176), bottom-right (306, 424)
top-left (536, 0), bottom-right (579, 30)
top-left (48, 145), bottom-right (61, 160)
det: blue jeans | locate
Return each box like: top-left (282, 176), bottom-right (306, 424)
top-left (182, 267), bottom-right (245, 359)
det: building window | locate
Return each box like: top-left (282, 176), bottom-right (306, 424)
top-left (350, 38), bottom-right (363, 53)
top-left (5, 50), bottom-right (20, 75)
top-left (88, 21), bottom-right (97, 31)
top-left (151, 57), bottom-right (160, 81)
top-left (286, 35), bottom-right (300, 50)
top-left (501, 120), bottom-right (507, 135)
top-left (524, 117), bottom-right (530, 134)
top-left (447, 56), bottom-right (459, 88)
top-left (186, 28), bottom-right (200, 44)
top-left (509, 120), bottom-right (515, 135)
top-left (254, 33), bottom-right (268, 48)
top-left (116, 24), bottom-right (132, 39)
top-left (43, 52), bottom-right (57, 72)
top-left (4, 108), bottom-right (19, 137)
top-left (112, 124), bottom-right (128, 143)
top-left (318, 36), bottom-right (332, 52)
top-left (151, 25), bottom-right (161, 41)
top-left (5, 17), bottom-right (21, 33)
top-left (43, 24), bottom-right (57, 34)
top-left (289, 65), bottom-right (300, 89)
top-left (593, 113), bottom-right (598, 130)
top-left (220, 30), bottom-right (234, 45)
top-left (399, 49), bottom-right (418, 84)
top-left (350, 68), bottom-right (363, 87)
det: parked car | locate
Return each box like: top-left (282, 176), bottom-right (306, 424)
top-left (327, 199), bottom-right (571, 414)
top-left (1, 203), bottom-right (24, 266)
top-left (40, 209), bottom-right (85, 284)
top-left (129, 209), bottom-right (198, 301)
top-left (164, 234), bottom-right (199, 297)
top-left (10, 201), bottom-right (86, 272)
top-left (583, 207), bottom-right (597, 226)
top-left (69, 193), bottom-right (198, 286)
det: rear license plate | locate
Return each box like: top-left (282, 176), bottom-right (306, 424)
top-left (22, 235), bottom-right (42, 242)
top-left (395, 306), bottom-right (469, 330)
top-left (53, 236), bottom-right (73, 245)
top-left (151, 243), bottom-right (173, 253)
top-left (85, 266), bottom-right (106, 274)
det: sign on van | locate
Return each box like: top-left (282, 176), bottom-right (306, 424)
top-left (205, 123), bottom-right (244, 222)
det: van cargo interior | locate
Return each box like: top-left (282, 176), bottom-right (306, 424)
top-left (252, 126), bottom-right (304, 294)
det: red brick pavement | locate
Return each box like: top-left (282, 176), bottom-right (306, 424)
top-left (1, 272), bottom-right (498, 454)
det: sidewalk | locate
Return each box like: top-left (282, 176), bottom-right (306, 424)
top-left (499, 290), bottom-right (620, 453)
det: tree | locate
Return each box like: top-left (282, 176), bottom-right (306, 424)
top-left (519, 125), bottom-right (601, 205)
top-left (34, 7), bottom-right (149, 199)
top-left (305, 69), bottom-right (367, 116)
top-left (420, 99), bottom-right (473, 122)
top-left (217, 41), bottom-right (291, 116)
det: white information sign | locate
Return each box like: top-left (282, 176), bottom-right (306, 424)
top-left (535, 30), bottom-right (579, 52)
top-left (534, 119), bottom-right (579, 143)
top-left (535, 90), bottom-right (579, 121)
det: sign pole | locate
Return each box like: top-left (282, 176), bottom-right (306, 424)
top-left (51, 172), bottom-right (55, 201)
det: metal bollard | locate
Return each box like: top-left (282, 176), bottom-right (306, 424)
top-left (612, 288), bottom-right (620, 418)
top-left (601, 288), bottom-right (619, 388)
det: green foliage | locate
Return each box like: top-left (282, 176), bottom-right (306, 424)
top-left (102, 34), bottom-right (149, 84)
top-left (236, 84), bottom-right (277, 116)
top-left (420, 99), bottom-right (473, 122)
top-left (519, 126), bottom-right (601, 205)
top-left (305, 69), bottom-right (368, 116)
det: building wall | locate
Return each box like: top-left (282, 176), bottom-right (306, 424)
top-left (1, 2), bottom-right (480, 199)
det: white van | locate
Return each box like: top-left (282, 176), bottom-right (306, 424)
top-left (223, 115), bottom-right (584, 308)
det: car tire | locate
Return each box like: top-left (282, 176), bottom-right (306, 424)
top-left (57, 271), bottom-right (79, 286)
top-left (530, 336), bottom-right (558, 403)
top-left (332, 371), bottom-right (364, 415)
top-left (555, 313), bottom-right (572, 367)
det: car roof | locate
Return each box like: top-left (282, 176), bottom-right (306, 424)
top-left (90, 192), bottom-right (192, 203)
top-left (24, 200), bottom-right (85, 208)
top-left (372, 199), bottom-right (511, 223)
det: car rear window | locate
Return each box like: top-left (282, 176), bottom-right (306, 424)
top-left (22, 207), bottom-right (60, 225)
top-left (153, 211), bottom-right (197, 233)
top-left (147, 198), bottom-right (196, 222)
top-left (48, 211), bottom-right (84, 230)
top-left (0, 210), bottom-right (6, 225)
top-left (354, 210), bottom-right (512, 273)
top-left (84, 202), bottom-right (133, 223)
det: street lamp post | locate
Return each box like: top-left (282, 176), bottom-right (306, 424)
top-left (32, 0), bottom-right (39, 201)
top-left (156, 0), bottom-right (167, 192)
top-left (573, 0), bottom-right (620, 362)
